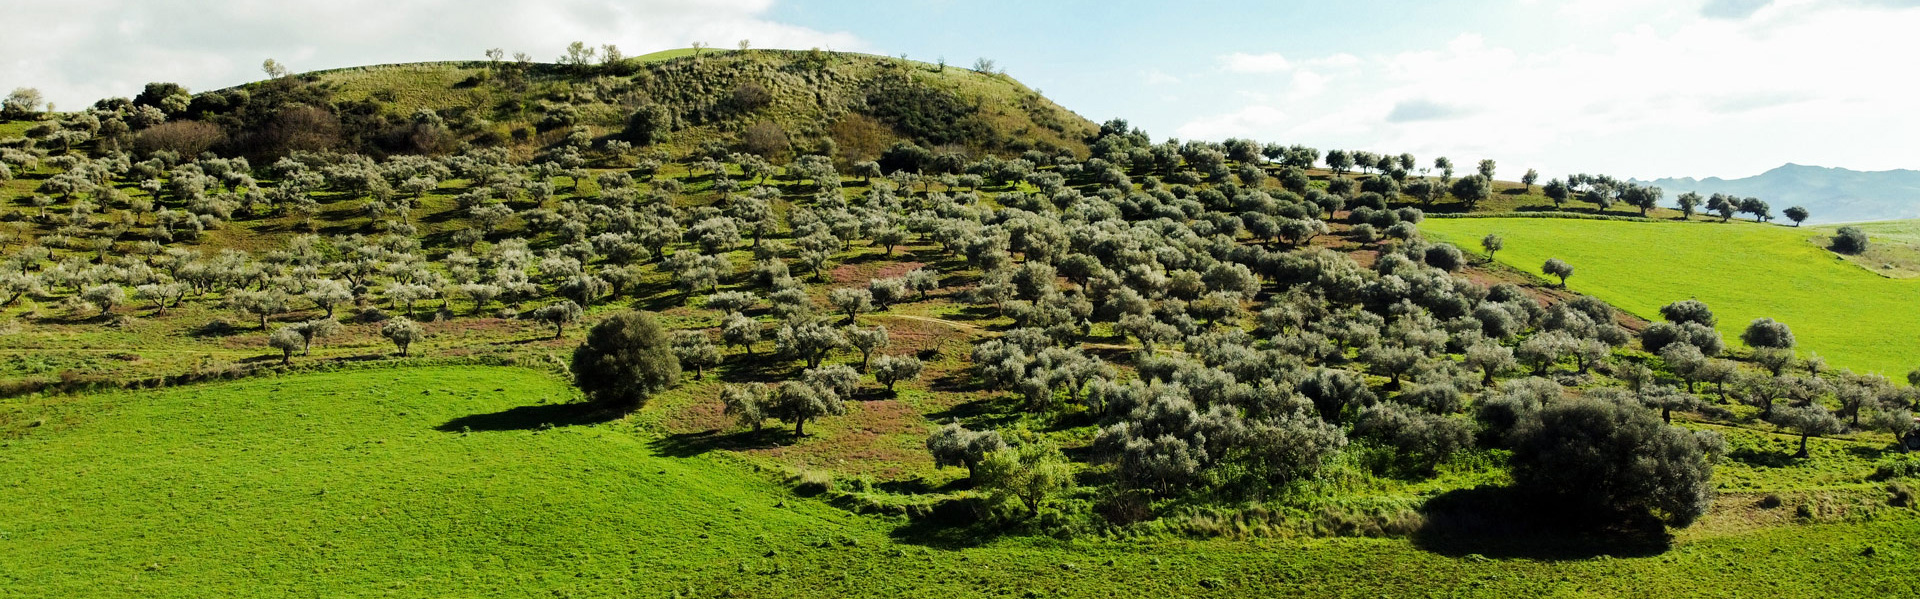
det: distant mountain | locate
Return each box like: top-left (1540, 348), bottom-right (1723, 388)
top-left (1640, 164), bottom-right (1920, 224)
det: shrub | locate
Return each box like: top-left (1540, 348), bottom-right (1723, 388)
top-left (1871, 454), bottom-right (1920, 481)
top-left (135, 120), bottom-right (226, 157)
top-left (1831, 226), bottom-right (1870, 255)
top-left (569, 311), bottom-right (680, 409)
top-left (1509, 398), bottom-right (1716, 526)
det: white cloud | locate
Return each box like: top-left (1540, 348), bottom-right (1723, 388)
top-left (1219, 52), bottom-right (1292, 73)
top-left (1175, 105), bottom-right (1287, 139)
top-left (0, 0), bottom-right (864, 108)
top-left (1142, 69), bottom-right (1180, 85)
top-left (1176, 1), bottom-right (1920, 179)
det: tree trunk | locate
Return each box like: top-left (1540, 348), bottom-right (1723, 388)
top-left (794, 418), bottom-right (806, 438)
top-left (1795, 434), bottom-right (1810, 458)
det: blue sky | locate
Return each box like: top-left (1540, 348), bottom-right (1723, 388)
top-left (5, 0), bottom-right (1918, 180)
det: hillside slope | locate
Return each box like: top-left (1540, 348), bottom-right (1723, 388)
top-left (1425, 218), bottom-right (1920, 376)
top-left (5, 367), bottom-right (1914, 598)
top-left (185, 48), bottom-right (1096, 163)
top-left (1644, 164), bottom-right (1920, 224)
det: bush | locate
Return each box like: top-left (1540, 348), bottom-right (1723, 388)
top-left (1871, 454), bottom-right (1920, 481)
top-left (135, 120), bottom-right (226, 157)
top-left (569, 311), bottom-right (680, 409)
top-left (1831, 226), bottom-right (1870, 255)
top-left (1509, 398), bottom-right (1716, 526)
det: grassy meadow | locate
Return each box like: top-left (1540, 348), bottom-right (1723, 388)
top-left (2, 366), bottom-right (1916, 598)
top-left (1424, 218), bottom-right (1920, 377)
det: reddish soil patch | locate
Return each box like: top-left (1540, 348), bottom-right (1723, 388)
top-left (830, 258), bottom-right (925, 286)
top-left (749, 399), bottom-right (933, 477)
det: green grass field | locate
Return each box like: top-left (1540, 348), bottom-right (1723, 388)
top-left (1423, 218), bottom-right (1920, 377)
top-left (1812, 220), bottom-right (1920, 279)
top-left (3, 366), bottom-right (1917, 598)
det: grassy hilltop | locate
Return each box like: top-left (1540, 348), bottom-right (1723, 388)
top-left (1, 47), bottom-right (1919, 598)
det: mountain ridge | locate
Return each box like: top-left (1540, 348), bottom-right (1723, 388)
top-left (1639, 163), bottom-right (1920, 224)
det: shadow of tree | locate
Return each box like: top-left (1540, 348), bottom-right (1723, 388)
top-left (887, 500), bottom-right (1017, 549)
top-left (1845, 444), bottom-right (1891, 460)
top-left (1730, 447), bottom-right (1799, 468)
top-left (1412, 485), bottom-right (1673, 560)
top-left (436, 401), bottom-right (625, 432)
top-left (649, 428), bottom-right (786, 457)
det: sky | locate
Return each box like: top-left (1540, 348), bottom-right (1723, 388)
top-left (2, 0), bottom-right (1917, 180)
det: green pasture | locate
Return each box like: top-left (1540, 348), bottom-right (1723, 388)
top-left (1424, 218), bottom-right (1920, 377)
top-left (2, 366), bottom-right (1916, 597)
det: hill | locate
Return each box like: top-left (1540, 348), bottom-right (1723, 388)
top-left (4, 48), bottom-right (1920, 597)
top-left (128, 48), bottom-right (1096, 163)
top-left (1424, 217), bottom-right (1920, 377)
top-left (1643, 164), bottom-right (1920, 225)
top-left (4, 366), bottom-right (1915, 597)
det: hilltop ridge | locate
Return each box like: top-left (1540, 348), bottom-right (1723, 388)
top-left (132, 48), bottom-right (1098, 164)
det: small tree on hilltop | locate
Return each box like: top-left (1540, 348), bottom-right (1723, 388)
top-left (1480, 233), bottom-right (1504, 263)
top-left (1676, 192), bottom-right (1703, 220)
top-left (570, 311), bottom-right (680, 410)
top-left (1450, 175), bottom-right (1492, 211)
top-left (1783, 206), bottom-right (1809, 227)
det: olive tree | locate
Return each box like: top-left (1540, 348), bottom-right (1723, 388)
top-left (1509, 398), bottom-right (1718, 526)
top-left (1480, 234), bottom-right (1503, 263)
top-left (1741, 318), bottom-right (1795, 350)
top-left (380, 317), bottom-right (424, 357)
top-left (975, 441), bottom-right (1074, 516)
top-left (926, 423), bottom-right (1008, 481)
top-left (1783, 206), bottom-right (1810, 227)
top-left (673, 331), bottom-right (723, 379)
top-left (721, 383), bottom-right (771, 432)
top-left (1769, 403), bottom-right (1843, 458)
top-left (1542, 258), bottom-right (1573, 287)
top-left (569, 311), bottom-right (680, 409)
top-left (721, 312), bottom-right (762, 355)
top-left (534, 300), bottom-right (584, 339)
top-left (268, 326), bottom-right (304, 365)
top-left (1831, 227), bottom-right (1870, 255)
top-left (872, 354), bottom-right (924, 391)
top-left (767, 380), bottom-right (845, 437)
